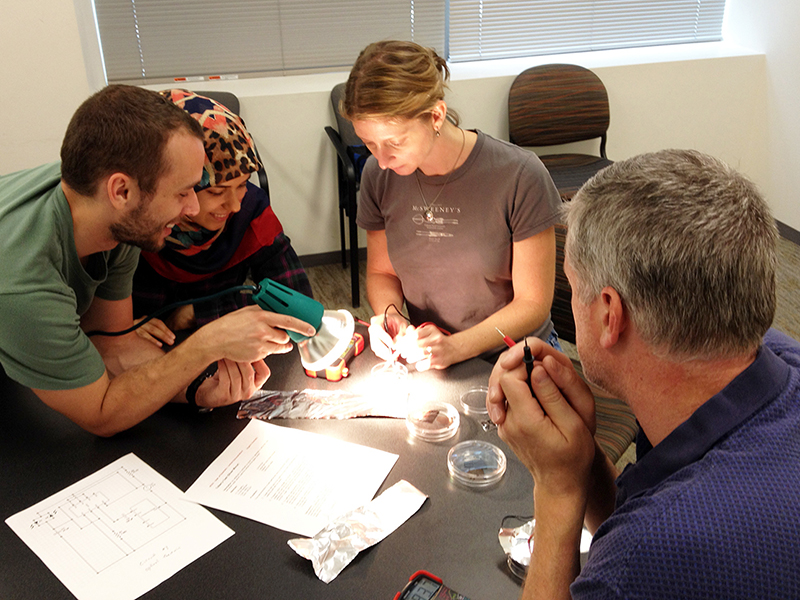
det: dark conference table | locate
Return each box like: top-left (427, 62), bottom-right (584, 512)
top-left (0, 326), bottom-right (532, 600)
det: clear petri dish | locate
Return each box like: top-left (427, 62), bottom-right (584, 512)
top-left (447, 440), bottom-right (506, 487)
top-left (370, 361), bottom-right (409, 379)
top-left (406, 400), bottom-right (459, 442)
top-left (368, 361), bottom-right (410, 404)
top-left (459, 386), bottom-right (489, 416)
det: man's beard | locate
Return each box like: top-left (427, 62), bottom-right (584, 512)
top-left (110, 197), bottom-right (167, 253)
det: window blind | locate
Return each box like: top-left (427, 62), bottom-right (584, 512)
top-left (94, 0), bottom-right (446, 83)
top-left (92, 0), bottom-right (726, 84)
top-left (448, 0), bottom-right (726, 62)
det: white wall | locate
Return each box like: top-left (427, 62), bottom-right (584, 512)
top-left (0, 1), bottom-right (91, 172)
top-left (724, 0), bottom-right (800, 232)
top-left (1, 0), bottom-right (796, 258)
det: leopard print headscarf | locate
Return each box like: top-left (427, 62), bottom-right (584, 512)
top-left (159, 89), bottom-right (263, 190)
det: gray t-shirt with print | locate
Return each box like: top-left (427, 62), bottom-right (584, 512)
top-left (357, 130), bottom-right (561, 340)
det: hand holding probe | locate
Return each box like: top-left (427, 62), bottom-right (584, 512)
top-left (496, 328), bottom-right (535, 394)
top-left (523, 338), bottom-right (534, 394)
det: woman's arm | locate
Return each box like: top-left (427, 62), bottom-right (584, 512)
top-left (364, 229), bottom-right (414, 359)
top-left (365, 229), bottom-right (405, 317)
top-left (415, 226), bottom-right (556, 369)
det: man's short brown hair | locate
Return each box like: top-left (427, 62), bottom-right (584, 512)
top-left (60, 85), bottom-right (203, 197)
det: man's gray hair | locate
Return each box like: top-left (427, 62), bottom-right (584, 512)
top-left (564, 149), bottom-right (777, 360)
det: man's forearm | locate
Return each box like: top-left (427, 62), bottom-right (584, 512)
top-left (93, 331), bottom-right (196, 405)
top-left (522, 489), bottom-right (587, 600)
top-left (89, 335), bottom-right (218, 435)
top-left (92, 331), bottom-right (168, 377)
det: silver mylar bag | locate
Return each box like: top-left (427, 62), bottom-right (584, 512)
top-left (288, 480), bottom-right (427, 583)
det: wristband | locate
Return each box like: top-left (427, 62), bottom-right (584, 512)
top-left (186, 362), bottom-right (218, 411)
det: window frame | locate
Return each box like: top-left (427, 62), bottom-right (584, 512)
top-left (73, 0), bottom-right (727, 86)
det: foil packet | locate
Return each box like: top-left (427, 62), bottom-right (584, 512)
top-left (238, 389), bottom-right (407, 420)
top-left (288, 480), bottom-right (427, 583)
top-left (498, 519), bottom-right (593, 580)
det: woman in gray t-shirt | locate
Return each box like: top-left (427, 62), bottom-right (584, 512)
top-left (342, 40), bottom-right (562, 370)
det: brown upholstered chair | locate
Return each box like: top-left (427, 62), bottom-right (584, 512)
top-left (508, 66), bottom-right (634, 462)
top-left (509, 62), bottom-right (614, 369)
top-left (509, 64), bottom-right (613, 201)
top-left (552, 223), bottom-right (576, 344)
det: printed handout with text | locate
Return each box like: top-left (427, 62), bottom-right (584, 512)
top-left (185, 420), bottom-right (399, 536)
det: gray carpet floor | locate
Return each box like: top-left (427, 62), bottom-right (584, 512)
top-left (307, 236), bottom-right (800, 342)
top-left (775, 236), bottom-right (800, 341)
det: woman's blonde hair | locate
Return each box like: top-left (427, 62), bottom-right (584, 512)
top-left (341, 40), bottom-right (459, 126)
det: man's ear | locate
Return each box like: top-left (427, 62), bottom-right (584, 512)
top-left (598, 286), bottom-right (626, 349)
top-left (105, 172), bottom-right (136, 211)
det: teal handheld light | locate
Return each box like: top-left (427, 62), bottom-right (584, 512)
top-left (90, 278), bottom-right (349, 376)
top-left (252, 278), bottom-right (360, 380)
top-left (252, 278), bottom-right (324, 342)
top-left (89, 277), bottom-right (360, 381)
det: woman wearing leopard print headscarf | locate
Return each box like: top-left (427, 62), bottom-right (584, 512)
top-left (131, 89), bottom-right (312, 346)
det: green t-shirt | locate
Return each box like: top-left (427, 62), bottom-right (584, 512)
top-left (0, 162), bottom-right (140, 390)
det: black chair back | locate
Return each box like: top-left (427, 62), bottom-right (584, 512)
top-left (195, 90), bottom-right (269, 196)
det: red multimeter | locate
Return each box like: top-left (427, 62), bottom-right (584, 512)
top-left (394, 570), bottom-right (471, 600)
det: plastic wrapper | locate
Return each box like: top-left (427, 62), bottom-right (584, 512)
top-left (237, 389), bottom-right (407, 420)
top-left (288, 480), bottom-right (427, 583)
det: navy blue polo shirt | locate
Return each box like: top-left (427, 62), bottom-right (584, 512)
top-left (572, 328), bottom-right (800, 599)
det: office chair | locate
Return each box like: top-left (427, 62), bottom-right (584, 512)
top-left (324, 82), bottom-right (370, 308)
top-left (508, 64), bottom-right (613, 201)
top-left (196, 90), bottom-right (270, 196)
top-left (509, 66), bottom-right (633, 459)
top-left (508, 64), bottom-right (610, 348)
top-left (552, 223), bottom-right (576, 344)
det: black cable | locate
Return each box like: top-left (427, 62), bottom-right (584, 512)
top-left (86, 285), bottom-right (258, 337)
top-left (383, 303), bottom-right (410, 335)
top-left (523, 337), bottom-right (534, 394)
top-left (501, 514), bottom-right (534, 528)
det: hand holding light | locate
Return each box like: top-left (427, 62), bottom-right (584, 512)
top-left (251, 278), bottom-right (323, 342)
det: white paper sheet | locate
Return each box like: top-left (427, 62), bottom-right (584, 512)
top-left (5, 453), bottom-right (233, 600)
top-left (185, 420), bottom-right (399, 536)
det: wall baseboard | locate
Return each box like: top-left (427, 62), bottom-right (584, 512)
top-left (777, 220), bottom-right (800, 245)
top-left (300, 247), bottom-right (367, 267)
